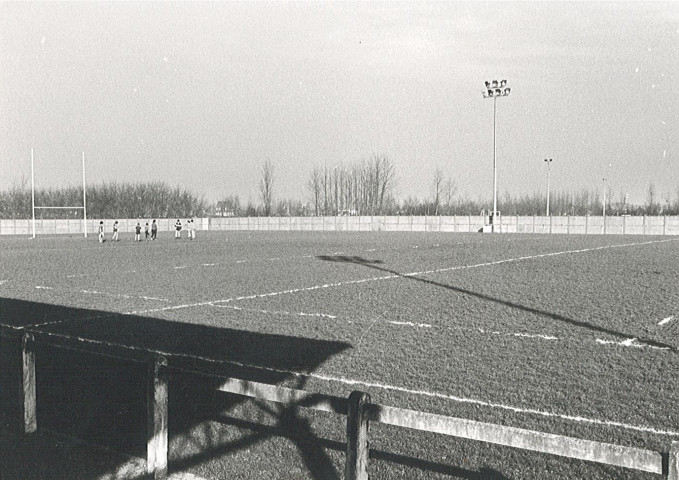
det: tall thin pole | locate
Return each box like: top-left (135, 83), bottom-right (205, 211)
top-left (602, 178), bottom-right (606, 217)
top-left (546, 163), bottom-right (551, 216)
top-left (82, 152), bottom-right (87, 238)
top-left (492, 96), bottom-right (497, 232)
top-left (545, 158), bottom-right (552, 216)
top-left (31, 148), bottom-right (36, 239)
top-left (483, 80), bottom-right (510, 233)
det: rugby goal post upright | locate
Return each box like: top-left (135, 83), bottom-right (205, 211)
top-left (30, 149), bottom-right (88, 238)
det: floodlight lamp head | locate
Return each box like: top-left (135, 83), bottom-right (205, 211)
top-left (500, 80), bottom-right (507, 87)
top-left (492, 80), bottom-right (499, 88)
top-left (486, 89), bottom-right (494, 97)
top-left (495, 88), bottom-right (502, 96)
top-left (485, 81), bottom-right (491, 88)
top-left (503, 88), bottom-right (511, 96)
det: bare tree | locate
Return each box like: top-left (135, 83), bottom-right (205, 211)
top-left (432, 167), bottom-right (444, 215)
top-left (307, 166), bottom-right (323, 216)
top-left (259, 159), bottom-right (274, 216)
top-left (646, 182), bottom-right (658, 215)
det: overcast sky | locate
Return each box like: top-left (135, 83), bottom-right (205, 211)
top-left (1, 1), bottom-right (677, 206)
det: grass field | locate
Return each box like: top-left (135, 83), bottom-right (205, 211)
top-left (1, 231), bottom-right (678, 479)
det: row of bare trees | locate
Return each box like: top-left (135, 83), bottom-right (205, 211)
top-left (3, 159), bottom-right (678, 219)
top-left (306, 154), bottom-right (397, 216)
top-left (0, 181), bottom-right (207, 219)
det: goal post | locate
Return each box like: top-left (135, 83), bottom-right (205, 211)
top-left (30, 149), bottom-right (88, 238)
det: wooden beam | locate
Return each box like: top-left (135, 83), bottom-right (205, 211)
top-left (22, 333), bottom-right (37, 434)
top-left (209, 374), bottom-right (347, 415)
top-left (147, 356), bottom-right (169, 479)
top-left (345, 391), bottom-right (371, 480)
top-left (668, 441), bottom-right (679, 480)
top-left (367, 404), bottom-right (663, 474)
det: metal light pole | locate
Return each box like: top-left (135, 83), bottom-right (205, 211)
top-left (544, 158), bottom-right (553, 216)
top-left (602, 177), bottom-right (607, 217)
top-left (483, 80), bottom-right (511, 232)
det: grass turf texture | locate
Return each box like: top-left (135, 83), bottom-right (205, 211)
top-left (1, 231), bottom-right (678, 479)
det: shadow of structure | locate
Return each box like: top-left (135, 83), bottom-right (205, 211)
top-left (0, 297), bottom-right (356, 479)
top-left (0, 296), bottom-right (522, 480)
top-left (317, 255), bottom-right (677, 352)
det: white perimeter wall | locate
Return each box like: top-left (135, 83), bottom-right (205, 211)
top-left (1, 216), bottom-right (678, 236)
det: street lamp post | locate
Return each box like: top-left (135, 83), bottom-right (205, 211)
top-left (602, 177), bottom-right (607, 217)
top-left (483, 80), bottom-right (511, 232)
top-left (544, 158), bottom-right (553, 216)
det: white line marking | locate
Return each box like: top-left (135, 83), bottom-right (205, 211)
top-left (35, 285), bottom-right (53, 290)
top-left (659, 316), bottom-right (675, 326)
top-left (211, 303), bottom-right (337, 319)
top-left (595, 338), bottom-right (670, 351)
top-left (14, 325), bottom-right (679, 437)
top-left (202, 263), bottom-right (217, 267)
top-left (173, 266), bottom-right (187, 270)
top-left (480, 329), bottom-right (559, 341)
top-left (130, 238), bottom-right (676, 317)
top-left (388, 321), bottom-right (432, 328)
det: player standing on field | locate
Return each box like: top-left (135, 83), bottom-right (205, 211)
top-left (175, 219), bottom-right (182, 239)
top-left (145, 222), bottom-right (150, 241)
top-left (151, 219), bottom-right (158, 240)
top-left (98, 221), bottom-right (104, 243)
top-left (112, 221), bottom-right (119, 242)
top-left (135, 222), bottom-right (142, 242)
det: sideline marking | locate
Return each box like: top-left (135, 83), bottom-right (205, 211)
top-left (659, 316), bottom-right (675, 326)
top-left (211, 303), bottom-right (337, 319)
top-left (129, 238), bottom-right (677, 317)
top-left (23, 326), bottom-right (679, 439)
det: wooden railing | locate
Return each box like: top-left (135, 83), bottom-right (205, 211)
top-left (6, 330), bottom-right (678, 479)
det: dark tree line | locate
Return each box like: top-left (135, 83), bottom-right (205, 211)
top-left (0, 181), bottom-right (207, 219)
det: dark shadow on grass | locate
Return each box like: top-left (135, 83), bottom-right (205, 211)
top-left (316, 255), bottom-right (677, 352)
top-left (0, 297), bottom-right (351, 479)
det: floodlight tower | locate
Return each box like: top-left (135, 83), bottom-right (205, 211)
top-left (544, 158), bottom-right (553, 216)
top-left (483, 80), bottom-right (511, 232)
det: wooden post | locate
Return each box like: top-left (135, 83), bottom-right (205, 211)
top-left (147, 356), bottom-right (169, 479)
top-left (668, 441), bottom-right (679, 480)
top-left (22, 333), bottom-right (37, 434)
top-left (346, 391), bottom-right (371, 480)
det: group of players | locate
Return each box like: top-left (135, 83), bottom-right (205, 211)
top-left (97, 219), bottom-right (196, 243)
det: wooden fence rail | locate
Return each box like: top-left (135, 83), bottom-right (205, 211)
top-left (6, 330), bottom-right (678, 479)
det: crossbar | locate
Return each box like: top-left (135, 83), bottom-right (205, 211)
top-left (34, 206), bottom-right (85, 209)
top-left (367, 403), bottom-right (664, 475)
